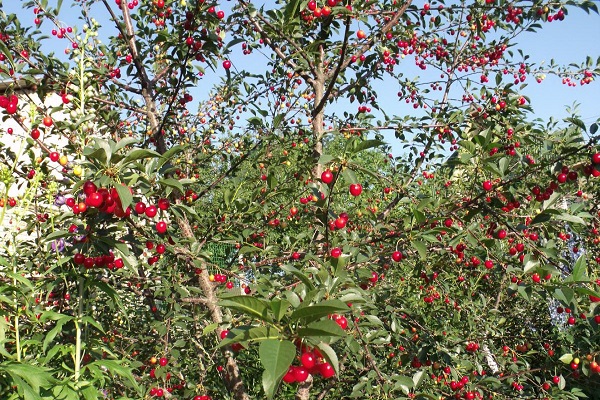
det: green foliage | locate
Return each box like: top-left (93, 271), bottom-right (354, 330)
top-left (0, 0), bottom-right (600, 399)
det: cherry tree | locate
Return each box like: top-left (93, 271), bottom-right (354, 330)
top-left (0, 0), bottom-right (599, 399)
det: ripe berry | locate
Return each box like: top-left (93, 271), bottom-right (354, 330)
top-left (321, 170), bottom-right (334, 184)
top-left (482, 180), bottom-right (493, 191)
top-left (300, 352), bottom-right (316, 369)
top-left (349, 183), bottom-right (362, 196)
top-left (392, 251), bottom-right (403, 262)
top-left (319, 362), bottom-right (335, 378)
top-left (330, 247), bottom-right (342, 258)
top-left (156, 221), bottom-right (168, 234)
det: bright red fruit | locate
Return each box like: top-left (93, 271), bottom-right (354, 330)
top-left (145, 205), bottom-right (158, 218)
top-left (293, 366), bottom-right (309, 382)
top-left (223, 60), bottom-right (231, 69)
top-left (319, 362), bottom-right (335, 378)
top-left (334, 217), bottom-right (347, 229)
top-left (300, 352), bottom-right (316, 369)
top-left (158, 357), bottom-right (168, 367)
top-left (85, 192), bottom-right (103, 208)
top-left (135, 201), bottom-right (146, 214)
top-left (283, 367), bottom-right (296, 383)
top-left (392, 251), bottom-right (403, 262)
top-left (49, 152), bottom-right (60, 162)
top-left (42, 116), bottom-right (53, 127)
top-left (592, 153), bottom-right (600, 164)
top-left (482, 180), bottom-right (493, 191)
top-left (321, 170), bottom-right (334, 184)
top-left (83, 181), bottom-right (98, 196)
top-left (334, 315), bottom-right (348, 330)
top-left (156, 221), bottom-right (168, 234)
top-left (349, 183), bottom-right (362, 196)
top-left (330, 247), bottom-right (342, 258)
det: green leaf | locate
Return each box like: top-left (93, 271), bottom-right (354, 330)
top-left (259, 339), bottom-right (296, 400)
top-left (411, 240), bottom-right (427, 260)
top-left (297, 319), bottom-right (346, 338)
top-left (556, 213), bottom-right (586, 225)
top-left (44, 230), bottom-right (71, 242)
top-left (279, 264), bottom-right (315, 290)
top-left (10, 375), bottom-right (42, 400)
top-left (219, 326), bottom-right (280, 348)
top-left (158, 144), bottom-right (185, 169)
top-left (219, 295), bottom-right (272, 322)
top-left (290, 299), bottom-right (349, 323)
top-left (112, 137), bottom-right (139, 153)
top-left (113, 183), bottom-right (133, 211)
top-left (318, 154), bottom-right (336, 165)
top-left (159, 178), bottom-right (185, 195)
top-left (120, 148), bottom-right (161, 165)
top-left (86, 360), bottom-right (140, 392)
top-left (224, 188), bottom-right (233, 207)
top-left (42, 316), bottom-right (70, 352)
top-left (553, 288), bottom-right (574, 306)
top-left (0, 362), bottom-right (56, 392)
top-left (559, 353), bottom-right (573, 364)
top-left (570, 254), bottom-right (588, 282)
top-left (283, 0), bottom-right (301, 23)
top-left (341, 168), bottom-right (358, 185)
top-left (352, 139), bottom-right (385, 153)
top-left (272, 114), bottom-right (283, 129)
top-left (529, 211), bottom-right (552, 225)
top-left (413, 370), bottom-right (426, 388)
top-left (270, 299), bottom-right (290, 322)
top-left (394, 376), bottom-right (414, 394)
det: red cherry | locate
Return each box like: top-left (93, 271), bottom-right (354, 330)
top-left (223, 60), bottom-right (232, 70)
top-left (482, 180), bottom-right (493, 191)
top-left (392, 251), bottom-right (403, 262)
top-left (156, 221), bottom-right (168, 234)
top-left (145, 205), bottom-right (158, 218)
top-left (496, 229), bottom-right (507, 239)
top-left (300, 352), bottom-right (316, 369)
top-left (293, 366), bottom-right (309, 382)
top-left (135, 201), bottom-right (146, 214)
top-left (330, 247), bottom-right (342, 258)
top-left (592, 153), bottom-right (600, 164)
top-left (283, 367), bottom-right (296, 383)
top-left (369, 271), bottom-right (378, 283)
top-left (321, 170), bottom-right (334, 184)
top-left (49, 152), bottom-right (60, 162)
top-left (85, 192), bottom-right (104, 208)
top-left (335, 315), bottom-right (348, 330)
top-left (334, 217), bottom-right (347, 229)
top-left (83, 180), bottom-right (98, 196)
top-left (42, 116), bottom-right (53, 127)
top-left (318, 362), bottom-right (335, 378)
top-left (158, 357), bottom-right (168, 367)
top-left (157, 198), bottom-right (170, 210)
top-left (349, 183), bottom-right (362, 196)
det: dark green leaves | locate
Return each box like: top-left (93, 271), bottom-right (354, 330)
top-left (259, 339), bottom-right (296, 399)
